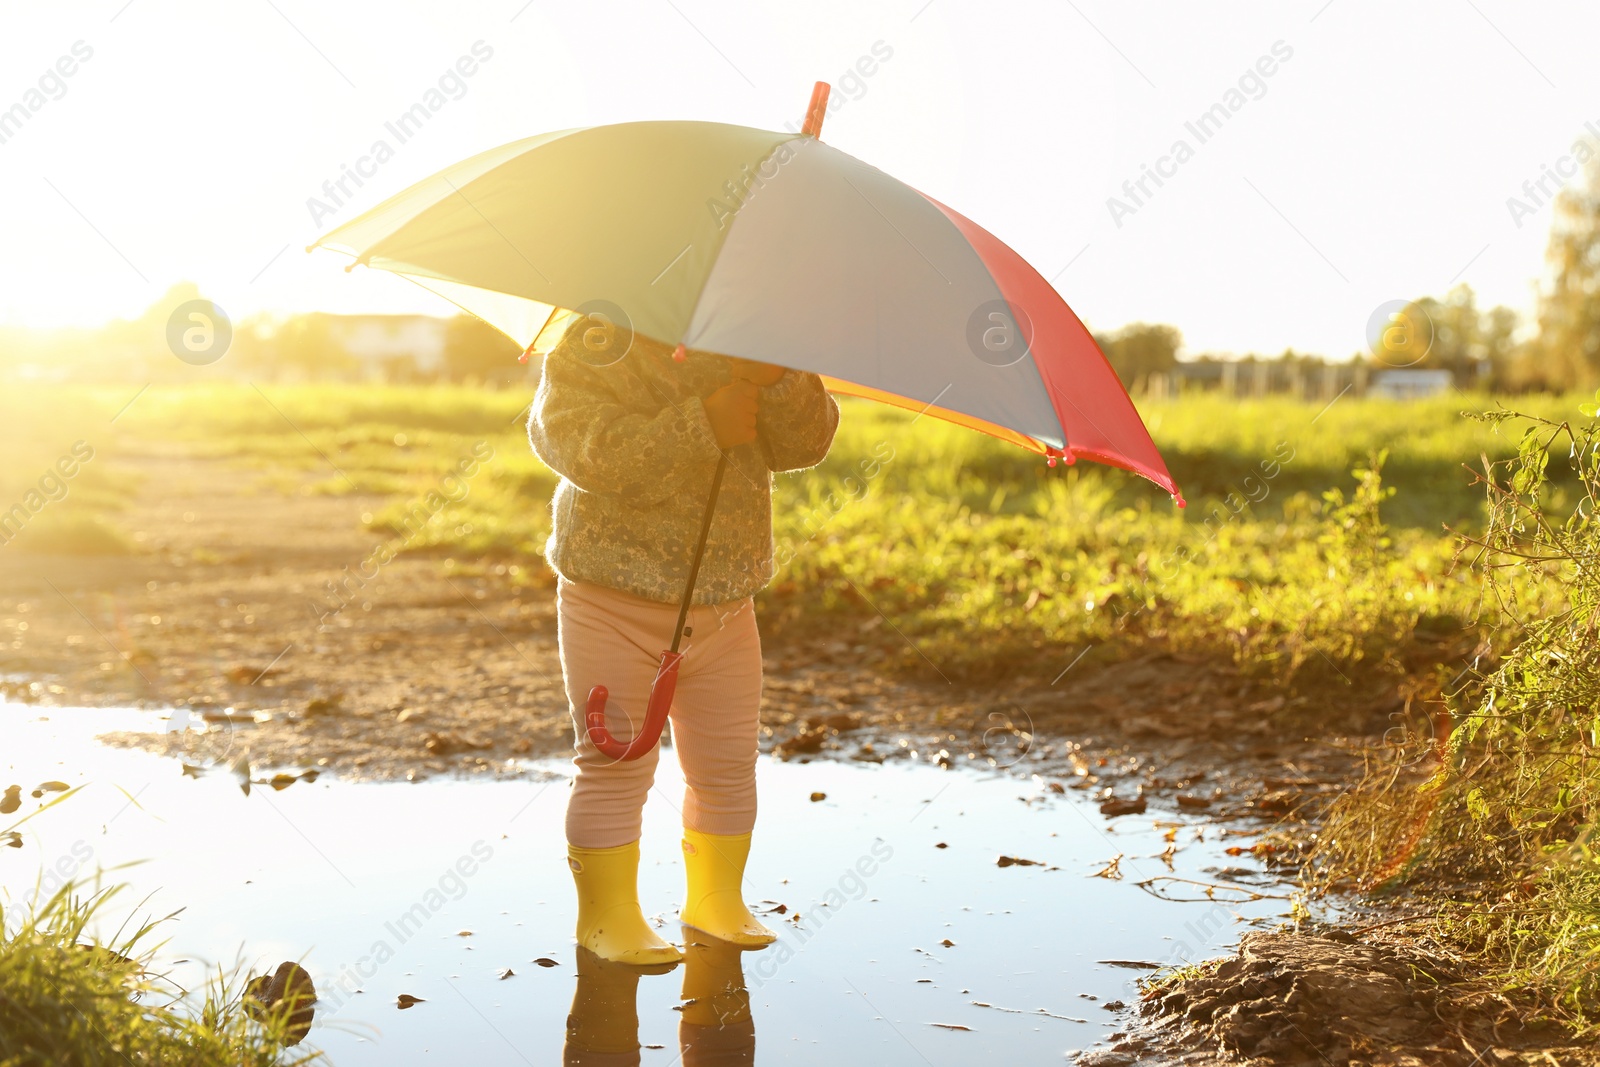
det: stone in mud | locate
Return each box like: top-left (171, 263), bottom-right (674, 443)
top-left (243, 960), bottom-right (316, 1046)
top-left (773, 724), bottom-right (829, 758)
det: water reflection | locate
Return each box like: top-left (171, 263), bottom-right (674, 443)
top-left (564, 932), bottom-right (757, 1066)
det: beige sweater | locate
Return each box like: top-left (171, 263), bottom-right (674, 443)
top-left (527, 319), bottom-right (839, 605)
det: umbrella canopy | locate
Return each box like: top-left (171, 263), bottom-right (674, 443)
top-left (310, 107), bottom-right (1182, 504)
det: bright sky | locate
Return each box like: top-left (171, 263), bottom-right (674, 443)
top-left (2, 0), bottom-right (1597, 358)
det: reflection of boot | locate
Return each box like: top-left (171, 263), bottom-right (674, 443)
top-left (569, 841), bottom-right (684, 966)
top-left (679, 830), bottom-right (776, 946)
top-left (563, 946), bottom-right (650, 1067)
top-left (679, 931), bottom-right (756, 1067)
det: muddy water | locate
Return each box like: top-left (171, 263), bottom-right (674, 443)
top-left (1, 706), bottom-right (1291, 1064)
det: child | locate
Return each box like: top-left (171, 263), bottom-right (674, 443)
top-left (528, 314), bottom-right (839, 966)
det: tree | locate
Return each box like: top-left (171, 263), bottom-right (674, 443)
top-left (1094, 322), bottom-right (1181, 387)
top-left (1531, 153), bottom-right (1600, 389)
top-left (443, 314), bottom-right (521, 383)
top-left (225, 312), bottom-right (357, 379)
top-left (1382, 284), bottom-right (1522, 389)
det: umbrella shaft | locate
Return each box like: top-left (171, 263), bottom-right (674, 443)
top-left (670, 453), bottom-right (728, 654)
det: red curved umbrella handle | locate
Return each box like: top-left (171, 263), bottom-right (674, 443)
top-left (584, 649), bottom-right (683, 761)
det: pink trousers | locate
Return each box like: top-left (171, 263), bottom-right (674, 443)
top-left (556, 577), bottom-right (763, 849)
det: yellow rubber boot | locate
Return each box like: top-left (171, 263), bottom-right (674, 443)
top-left (679, 830), bottom-right (776, 947)
top-left (569, 841), bottom-right (683, 968)
top-left (563, 946), bottom-right (645, 1064)
top-left (679, 931), bottom-right (753, 1029)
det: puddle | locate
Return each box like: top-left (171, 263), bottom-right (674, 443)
top-left (1, 705), bottom-right (1294, 1063)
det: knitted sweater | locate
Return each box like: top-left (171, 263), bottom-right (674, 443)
top-left (527, 319), bottom-right (840, 605)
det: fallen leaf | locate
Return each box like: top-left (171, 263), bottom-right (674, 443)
top-left (809, 791), bottom-right (826, 802)
top-left (32, 781), bottom-right (69, 798)
top-left (2, 831), bottom-right (23, 848)
top-left (996, 855), bottom-right (1042, 868)
top-left (424, 731), bottom-right (490, 756)
top-left (270, 773), bottom-right (297, 791)
top-left (497, 968), bottom-right (514, 980)
top-left (305, 693), bottom-right (344, 716)
top-left (396, 994), bottom-right (424, 1009)
top-left (532, 957), bottom-right (559, 968)
top-left (229, 755), bottom-right (251, 797)
top-left (930, 1023), bottom-right (972, 1031)
top-left (456, 930), bottom-right (473, 937)
top-left (1099, 795), bottom-right (1147, 817)
top-left (1090, 854), bottom-right (1124, 880)
top-left (934, 842), bottom-right (948, 849)
top-left (940, 939), bottom-right (955, 948)
top-left (0, 785), bottom-right (19, 815)
top-left (181, 764), bottom-right (203, 778)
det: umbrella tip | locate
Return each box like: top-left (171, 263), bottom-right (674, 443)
top-left (1174, 492), bottom-right (1187, 509)
top-left (802, 81), bottom-right (830, 139)
top-left (671, 343), bottom-right (687, 363)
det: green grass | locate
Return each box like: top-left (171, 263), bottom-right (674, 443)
top-left (0, 385), bottom-right (141, 554)
top-left (1, 884), bottom-right (313, 1065)
top-left (1307, 399), bottom-right (1600, 1028)
top-left (3, 382), bottom-right (1576, 685)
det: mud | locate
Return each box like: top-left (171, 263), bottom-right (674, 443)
top-left (1080, 930), bottom-right (1597, 1067)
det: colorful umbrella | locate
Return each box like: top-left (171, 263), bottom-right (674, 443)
top-left (312, 82), bottom-right (1183, 759)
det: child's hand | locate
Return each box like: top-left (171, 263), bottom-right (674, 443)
top-left (729, 358), bottom-right (786, 387)
top-left (704, 380), bottom-right (760, 449)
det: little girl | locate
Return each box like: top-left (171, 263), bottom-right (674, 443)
top-left (528, 314), bottom-right (838, 966)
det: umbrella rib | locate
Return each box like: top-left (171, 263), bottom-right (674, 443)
top-left (840, 174), bottom-right (951, 285)
top-left (441, 177), bottom-right (552, 285)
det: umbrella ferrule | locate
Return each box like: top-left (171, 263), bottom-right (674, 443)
top-left (802, 81), bottom-right (830, 139)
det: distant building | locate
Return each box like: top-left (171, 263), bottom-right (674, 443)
top-left (1168, 359), bottom-right (1367, 400)
top-left (1370, 368), bottom-right (1453, 400)
top-left (323, 315), bottom-right (449, 379)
